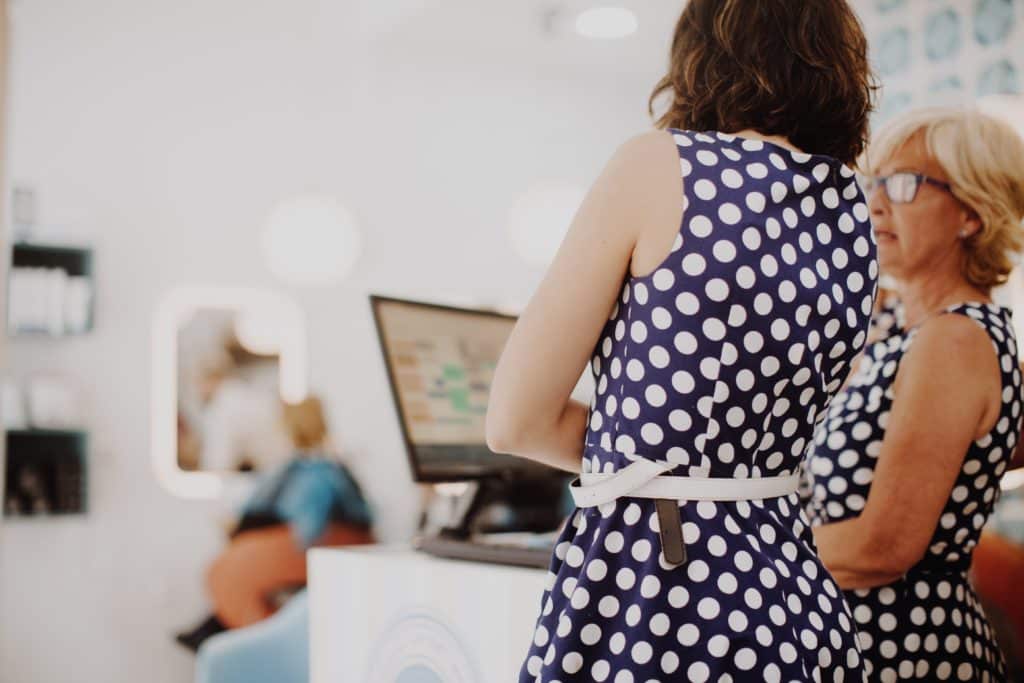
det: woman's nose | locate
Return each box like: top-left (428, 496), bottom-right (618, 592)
top-left (868, 183), bottom-right (889, 217)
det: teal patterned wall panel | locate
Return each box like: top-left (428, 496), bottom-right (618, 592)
top-left (859, 0), bottom-right (1023, 122)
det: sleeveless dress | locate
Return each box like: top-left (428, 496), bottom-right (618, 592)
top-left (518, 129), bottom-right (879, 682)
top-left (804, 301), bottom-right (1022, 682)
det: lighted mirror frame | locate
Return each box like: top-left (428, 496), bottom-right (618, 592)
top-left (151, 286), bottom-right (308, 499)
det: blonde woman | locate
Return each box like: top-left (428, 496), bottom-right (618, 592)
top-left (805, 108), bottom-right (1024, 681)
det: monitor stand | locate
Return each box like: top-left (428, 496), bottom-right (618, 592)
top-left (436, 474), bottom-right (567, 539)
top-left (415, 475), bottom-right (568, 568)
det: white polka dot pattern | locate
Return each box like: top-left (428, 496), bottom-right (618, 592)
top-left (804, 301), bottom-right (1020, 681)
top-left (519, 130), bottom-right (878, 681)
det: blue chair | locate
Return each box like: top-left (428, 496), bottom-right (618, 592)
top-left (195, 590), bottom-right (309, 683)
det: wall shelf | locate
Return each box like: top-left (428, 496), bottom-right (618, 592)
top-left (3, 429), bottom-right (87, 516)
top-left (8, 242), bottom-right (95, 337)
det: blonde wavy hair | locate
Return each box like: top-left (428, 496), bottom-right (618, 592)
top-left (282, 395), bottom-right (328, 451)
top-left (866, 107), bottom-right (1024, 291)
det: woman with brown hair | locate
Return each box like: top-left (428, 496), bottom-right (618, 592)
top-left (486, 1), bottom-right (876, 680)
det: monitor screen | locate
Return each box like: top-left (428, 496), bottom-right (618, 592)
top-left (370, 295), bottom-right (552, 482)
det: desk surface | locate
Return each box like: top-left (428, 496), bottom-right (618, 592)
top-left (311, 540), bottom-right (552, 573)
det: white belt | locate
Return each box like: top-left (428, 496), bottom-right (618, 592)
top-left (568, 458), bottom-right (800, 567)
top-left (569, 458), bottom-right (800, 508)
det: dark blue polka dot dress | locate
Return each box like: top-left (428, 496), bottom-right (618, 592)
top-left (518, 130), bottom-right (879, 682)
top-left (805, 301), bottom-right (1022, 682)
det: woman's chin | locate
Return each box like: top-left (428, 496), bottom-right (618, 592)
top-left (876, 248), bottom-right (899, 272)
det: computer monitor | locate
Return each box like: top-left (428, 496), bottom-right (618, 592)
top-left (370, 295), bottom-right (552, 483)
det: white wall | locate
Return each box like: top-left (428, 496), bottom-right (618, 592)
top-left (0, 1), bottom-right (654, 681)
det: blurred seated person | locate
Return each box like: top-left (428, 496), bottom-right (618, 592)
top-left (176, 395), bottom-right (374, 651)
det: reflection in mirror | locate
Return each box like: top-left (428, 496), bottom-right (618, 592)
top-left (176, 309), bottom-right (290, 473)
top-left (152, 287), bottom-right (307, 499)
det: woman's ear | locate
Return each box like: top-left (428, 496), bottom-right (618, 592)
top-left (960, 208), bottom-right (982, 240)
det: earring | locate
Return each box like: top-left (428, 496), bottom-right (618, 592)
top-left (958, 229), bottom-right (968, 239)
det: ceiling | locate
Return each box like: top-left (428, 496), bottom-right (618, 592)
top-left (361, 0), bottom-right (681, 79)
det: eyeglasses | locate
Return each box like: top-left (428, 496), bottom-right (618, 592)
top-left (860, 171), bottom-right (955, 204)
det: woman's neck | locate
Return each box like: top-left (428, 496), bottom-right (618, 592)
top-left (897, 273), bottom-right (990, 328)
top-left (730, 128), bottom-right (805, 155)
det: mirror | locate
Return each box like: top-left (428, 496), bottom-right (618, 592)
top-left (152, 286), bottom-right (308, 498)
top-left (176, 309), bottom-right (289, 472)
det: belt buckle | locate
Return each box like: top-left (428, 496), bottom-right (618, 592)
top-left (654, 498), bottom-right (686, 567)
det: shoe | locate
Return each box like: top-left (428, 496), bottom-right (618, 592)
top-left (174, 614), bottom-right (227, 652)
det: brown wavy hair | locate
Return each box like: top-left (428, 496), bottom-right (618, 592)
top-left (650, 0), bottom-right (877, 166)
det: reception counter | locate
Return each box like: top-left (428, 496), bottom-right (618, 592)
top-left (308, 545), bottom-right (547, 682)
